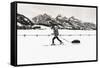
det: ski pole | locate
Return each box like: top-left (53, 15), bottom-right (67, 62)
top-left (59, 36), bottom-right (70, 43)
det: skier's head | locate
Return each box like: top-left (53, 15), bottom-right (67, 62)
top-left (51, 24), bottom-right (58, 29)
top-left (54, 25), bottom-right (58, 29)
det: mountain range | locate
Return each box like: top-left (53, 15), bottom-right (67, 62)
top-left (17, 13), bottom-right (96, 30)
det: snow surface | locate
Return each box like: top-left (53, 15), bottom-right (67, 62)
top-left (17, 30), bottom-right (96, 65)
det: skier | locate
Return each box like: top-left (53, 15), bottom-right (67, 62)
top-left (51, 25), bottom-right (63, 45)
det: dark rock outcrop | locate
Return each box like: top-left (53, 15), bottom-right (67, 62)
top-left (17, 13), bottom-right (41, 29)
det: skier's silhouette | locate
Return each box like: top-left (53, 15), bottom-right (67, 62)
top-left (51, 25), bottom-right (63, 45)
top-left (49, 19), bottom-right (63, 45)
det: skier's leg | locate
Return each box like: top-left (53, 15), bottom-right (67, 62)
top-left (52, 37), bottom-right (56, 45)
top-left (56, 36), bottom-right (63, 44)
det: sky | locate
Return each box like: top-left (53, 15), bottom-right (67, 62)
top-left (18, 3), bottom-right (96, 24)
